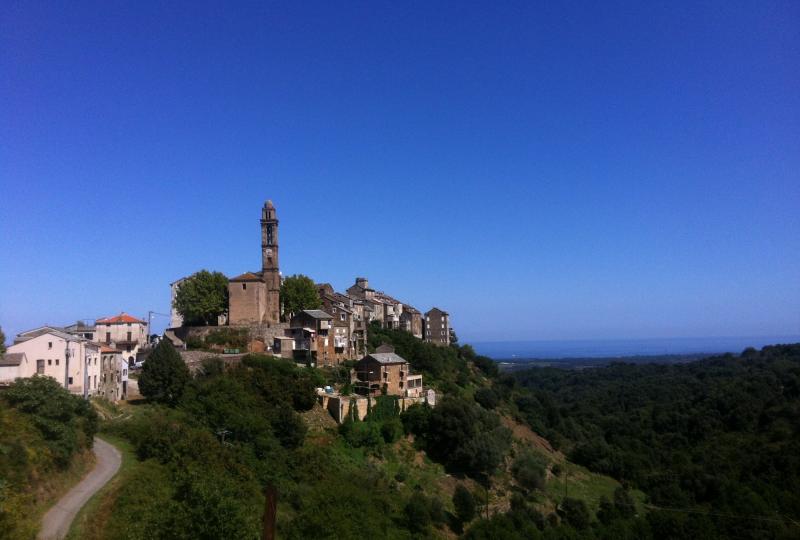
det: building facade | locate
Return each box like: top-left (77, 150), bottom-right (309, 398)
top-left (7, 328), bottom-right (101, 396)
top-left (352, 346), bottom-right (423, 397)
top-left (287, 309), bottom-right (336, 367)
top-left (400, 304), bottom-right (423, 339)
top-left (98, 346), bottom-right (128, 402)
top-left (95, 313), bottom-right (148, 366)
top-left (424, 307), bottom-right (451, 346)
top-left (228, 200), bottom-right (281, 326)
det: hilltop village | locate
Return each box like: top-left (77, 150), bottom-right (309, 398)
top-left (171, 201), bottom-right (454, 358)
top-left (1, 200), bottom-right (453, 421)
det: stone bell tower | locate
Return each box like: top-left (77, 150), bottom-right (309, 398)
top-left (261, 200), bottom-right (281, 323)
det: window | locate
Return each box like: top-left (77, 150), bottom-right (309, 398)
top-left (105, 332), bottom-right (111, 344)
top-left (48, 359), bottom-right (52, 366)
top-left (126, 345), bottom-right (131, 352)
top-left (94, 375), bottom-right (97, 388)
top-left (56, 359), bottom-right (59, 366)
top-left (340, 313), bottom-right (346, 321)
top-left (242, 283), bottom-right (247, 290)
top-left (68, 377), bottom-right (73, 385)
top-left (127, 322), bottom-right (131, 326)
top-left (127, 331), bottom-right (132, 342)
top-left (48, 341), bottom-right (52, 349)
top-left (36, 359), bottom-right (45, 374)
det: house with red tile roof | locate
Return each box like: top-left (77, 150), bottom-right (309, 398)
top-left (96, 312), bottom-right (148, 366)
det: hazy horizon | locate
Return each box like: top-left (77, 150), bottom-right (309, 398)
top-left (471, 334), bottom-right (800, 360)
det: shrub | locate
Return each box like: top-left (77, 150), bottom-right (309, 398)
top-left (380, 418), bottom-right (403, 443)
top-left (559, 497), bottom-right (591, 530)
top-left (474, 387), bottom-right (499, 409)
top-left (404, 492), bottom-right (432, 534)
top-left (204, 327), bottom-right (249, 349)
top-left (453, 485), bottom-right (477, 524)
top-left (3, 376), bottom-right (97, 466)
top-left (400, 403), bottom-right (432, 436)
top-left (511, 451), bottom-right (548, 491)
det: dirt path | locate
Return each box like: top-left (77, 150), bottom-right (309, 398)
top-left (38, 437), bottom-right (121, 540)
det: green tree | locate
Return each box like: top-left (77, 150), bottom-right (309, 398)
top-left (280, 274), bottom-right (321, 319)
top-left (559, 497), bottom-right (591, 530)
top-left (453, 484), bottom-right (477, 524)
top-left (404, 492), bottom-right (432, 534)
top-left (474, 387), bottom-right (499, 409)
top-left (139, 339), bottom-right (190, 406)
top-left (173, 270), bottom-right (229, 326)
top-left (0, 325), bottom-right (5, 355)
top-left (511, 451), bottom-right (547, 491)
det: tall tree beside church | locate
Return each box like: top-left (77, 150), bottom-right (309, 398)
top-left (280, 274), bottom-right (321, 319)
top-left (138, 339), bottom-right (190, 406)
top-left (174, 270), bottom-right (229, 326)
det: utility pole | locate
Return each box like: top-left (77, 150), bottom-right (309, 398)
top-left (64, 343), bottom-right (71, 390)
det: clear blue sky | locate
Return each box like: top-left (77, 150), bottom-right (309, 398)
top-left (2, 1), bottom-right (798, 343)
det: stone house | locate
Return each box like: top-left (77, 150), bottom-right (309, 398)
top-left (95, 313), bottom-right (148, 367)
top-left (317, 284), bottom-right (369, 360)
top-left (424, 307), bottom-right (451, 346)
top-left (352, 345), bottom-right (423, 398)
top-left (287, 309), bottom-right (336, 367)
top-left (7, 327), bottom-right (102, 397)
top-left (98, 345), bottom-right (128, 402)
top-left (400, 304), bottom-right (423, 339)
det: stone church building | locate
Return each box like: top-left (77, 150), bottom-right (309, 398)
top-left (228, 200), bottom-right (282, 325)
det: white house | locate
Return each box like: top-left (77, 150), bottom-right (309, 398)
top-left (0, 352), bottom-right (30, 385)
top-left (7, 328), bottom-right (102, 397)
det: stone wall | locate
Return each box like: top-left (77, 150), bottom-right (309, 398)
top-left (174, 322), bottom-right (290, 353)
top-left (179, 350), bottom-right (246, 374)
top-left (319, 390), bottom-right (436, 424)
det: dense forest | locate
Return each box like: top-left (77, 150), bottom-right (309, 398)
top-left (510, 344), bottom-right (800, 539)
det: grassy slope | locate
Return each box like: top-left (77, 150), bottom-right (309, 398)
top-left (0, 406), bottom-right (95, 540)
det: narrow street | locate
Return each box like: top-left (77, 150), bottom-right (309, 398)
top-left (38, 437), bottom-right (121, 540)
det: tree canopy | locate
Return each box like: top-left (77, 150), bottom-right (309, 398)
top-left (0, 325), bottom-right (5, 355)
top-left (280, 274), bottom-right (320, 319)
top-left (173, 270), bottom-right (229, 326)
top-left (138, 339), bottom-right (190, 406)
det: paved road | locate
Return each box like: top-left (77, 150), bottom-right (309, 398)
top-left (38, 437), bottom-right (121, 540)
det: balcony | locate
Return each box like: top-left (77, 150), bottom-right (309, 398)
top-left (294, 339), bottom-right (318, 351)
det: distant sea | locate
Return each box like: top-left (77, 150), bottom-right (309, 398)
top-left (470, 336), bottom-right (800, 360)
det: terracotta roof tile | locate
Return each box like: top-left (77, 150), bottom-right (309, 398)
top-left (96, 313), bottom-right (147, 324)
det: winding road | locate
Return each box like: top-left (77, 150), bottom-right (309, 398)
top-left (38, 437), bottom-right (121, 540)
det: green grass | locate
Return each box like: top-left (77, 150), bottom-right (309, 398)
top-left (544, 461), bottom-right (646, 516)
